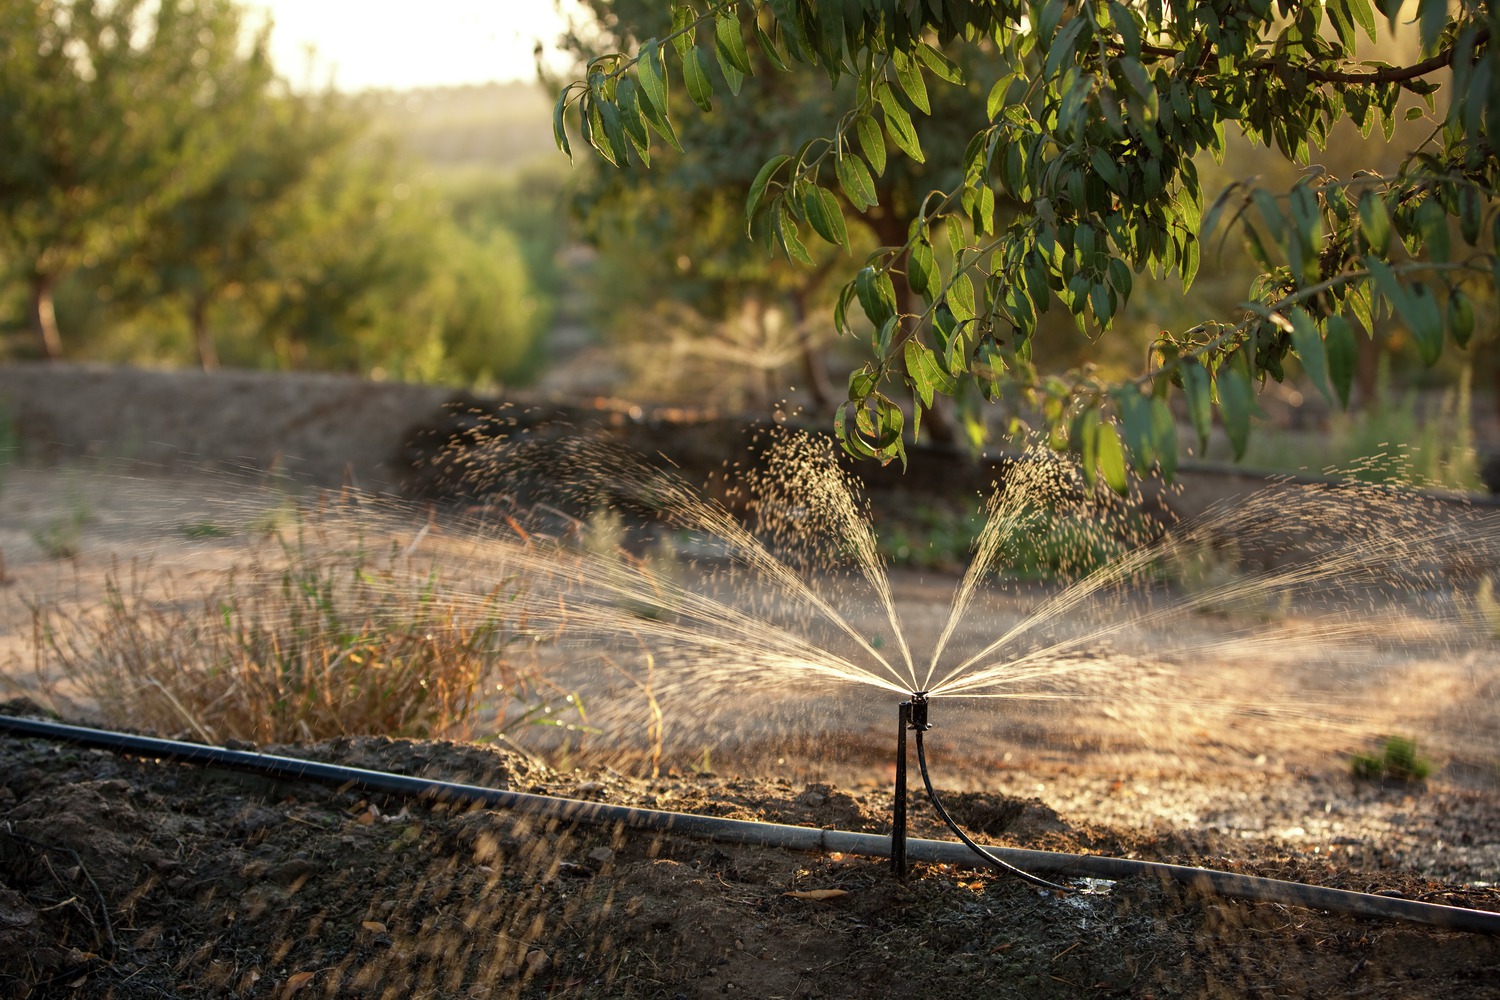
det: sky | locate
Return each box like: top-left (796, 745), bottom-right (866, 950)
top-left (247, 1), bottom-right (574, 91)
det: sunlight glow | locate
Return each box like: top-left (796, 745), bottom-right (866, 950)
top-left (247, 0), bottom-right (575, 91)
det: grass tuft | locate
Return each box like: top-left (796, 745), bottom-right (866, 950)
top-left (35, 518), bottom-right (538, 745)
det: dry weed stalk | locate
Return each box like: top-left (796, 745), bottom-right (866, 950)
top-left (35, 526), bottom-right (533, 744)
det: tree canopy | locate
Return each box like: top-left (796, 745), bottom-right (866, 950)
top-left (558, 0), bottom-right (1498, 484)
top-left (0, 0), bottom-right (270, 359)
top-left (0, 2), bottom-right (550, 387)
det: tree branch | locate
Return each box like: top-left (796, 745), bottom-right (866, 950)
top-left (1138, 26), bottom-right (1490, 86)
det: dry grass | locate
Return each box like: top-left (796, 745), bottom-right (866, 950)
top-left (31, 514), bottom-right (539, 745)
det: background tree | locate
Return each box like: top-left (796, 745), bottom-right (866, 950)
top-left (0, 0), bottom-right (270, 359)
top-left (115, 87), bottom-right (359, 370)
top-left (1, 4), bottom-right (550, 389)
top-left (561, 0), bottom-right (1498, 483)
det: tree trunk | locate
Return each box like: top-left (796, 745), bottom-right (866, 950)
top-left (192, 294), bottom-right (219, 371)
top-left (29, 274), bottom-right (62, 360)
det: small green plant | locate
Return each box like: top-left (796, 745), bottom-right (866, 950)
top-left (1351, 736), bottom-right (1433, 783)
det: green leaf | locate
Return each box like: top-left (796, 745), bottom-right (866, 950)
top-left (908, 238), bottom-right (936, 297)
top-left (855, 114), bottom-right (887, 176)
top-left (915, 43), bottom-right (962, 83)
top-left (746, 154), bottom-right (792, 227)
top-left (1358, 193), bottom-right (1391, 255)
top-left (636, 41), bottom-right (669, 119)
top-left (1069, 408), bottom-right (1096, 486)
top-left (1418, 0), bottom-right (1447, 51)
top-left (1324, 315), bottom-right (1357, 408)
top-left (1044, 15), bottom-right (1087, 80)
top-left (836, 153), bottom-right (878, 210)
top-left (1089, 148), bottom-right (1121, 189)
top-left (1449, 289), bottom-right (1475, 348)
top-left (1459, 186), bottom-right (1483, 246)
top-left (753, 20), bottom-right (789, 72)
top-left (986, 72), bottom-right (1016, 121)
top-left (913, 341), bottom-right (957, 400)
top-left (614, 79), bottom-right (652, 165)
top-left (891, 50), bottom-right (930, 114)
top-left (835, 402), bottom-right (879, 460)
top-left (874, 315), bottom-right (900, 357)
top-left (803, 186), bottom-right (848, 248)
top-left (777, 204), bottom-right (814, 265)
top-left (905, 341), bottom-right (935, 408)
top-left (552, 92), bottom-right (572, 158)
top-left (877, 83), bottom-right (924, 162)
top-left (1251, 188), bottom-right (1286, 247)
top-left (1108, 1), bottom-right (1142, 56)
top-left (684, 47), bottom-right (714, 111)
top-left (670, 6), bottom-right (695, 58)
top-left (1116, 388), bottom-right (1154, 474)
top-left (715, 13), bottom-right (753, 75)
top-left (847, 365), bottom-right (879, 402)
top-left (1414, 198), bottom-right (1449, 264)
top-left (1181, 359), bottom-right (1212, 454)
top-left (855, 266), bottom-right (898, 328)
top-left (1096, 421), bottom-right (1128, 495)
top-left (947, 271), bottom-right (976, 323)
top-left (594, 99), bottom-right (629, 166)
top-left (636, 80), bottom-right (683, 151)
top-left (1364, 254), bottom-right (1411, 319)
top-left (1286, 308), bottom-right (1331, 403)
top-left (1151, 397), bottom-right (1178, 479)
top-left (1217, 366), bottom-right (1253, 461)
top-left (1407, 282), bottom-right (1444, 365)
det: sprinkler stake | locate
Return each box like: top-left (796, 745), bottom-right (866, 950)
top-left (891, 692), bottom-right (929, 881)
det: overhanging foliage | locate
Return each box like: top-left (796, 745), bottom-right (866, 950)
top-left (559, 0), bottom-right (1498, 485)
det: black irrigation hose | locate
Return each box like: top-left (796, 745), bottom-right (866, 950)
top-left (912, 726), bottom-right (1072, 894)
top-left (4, 714), bottom-right (1500, 936)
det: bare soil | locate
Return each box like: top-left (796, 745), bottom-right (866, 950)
top-left (3, 716), bottom-right (1500, 1000)
top-left (3, 464), bottom-right (1500, 998)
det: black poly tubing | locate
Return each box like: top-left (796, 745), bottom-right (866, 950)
top-left (4, 714), bottom-right (1499, 935)
top-left (913, 726), bottom-right (1073, 893)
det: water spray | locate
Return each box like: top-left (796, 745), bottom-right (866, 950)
top-left (892, 694), bottom-right (1071, 891)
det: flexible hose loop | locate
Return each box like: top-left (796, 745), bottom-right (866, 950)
top-left (913, 727), bottom-right (1073, 893)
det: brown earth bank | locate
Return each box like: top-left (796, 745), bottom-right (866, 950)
top-left (0, 360), bottom-right (1406, 523)
top-left (2, 710), bottom-right (1500, 1000)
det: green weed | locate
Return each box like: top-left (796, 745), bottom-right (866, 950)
top-left (1351, 736), bottom-right (1432, 783)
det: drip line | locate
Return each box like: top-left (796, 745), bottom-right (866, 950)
top-left (3, 714), bottom-right (1498, 936)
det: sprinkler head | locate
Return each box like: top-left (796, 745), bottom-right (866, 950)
top-left (906, 692), bottom-right (930, 732)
